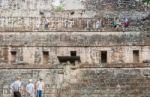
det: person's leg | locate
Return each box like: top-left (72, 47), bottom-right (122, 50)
top-left (36, 90), bottom-right (39, 97)
top-left (39, 90), bottom-right (42, 97)
top-left (14, 92), bottom-right (16, 97)
top-left (14, 92), bottom-right (21, 97)
top-left (16, 92), bottom-right (21, 97)
top-left (41, 91), bottom-right (43, 97)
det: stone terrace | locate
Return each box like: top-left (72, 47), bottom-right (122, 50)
top-left (0, 0), bottom-right (150, 97)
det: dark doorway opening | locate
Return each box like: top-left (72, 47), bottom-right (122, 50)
top-left (43, 51), bottom-right (49, 64)
top-left (101, 51), bottom-right (107, 63)
top-left (70, 51), bottom-right (77, 56)
top-left (133, 50), bottom-right (139, 63)
top-left (11, 51), bottom-right (16, 63)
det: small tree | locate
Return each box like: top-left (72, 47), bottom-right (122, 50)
top-left (142, 0), bottom-right (150, 11)
top-left (54, 4), bottom-right (64, 12)
top-left (142, 0), bottom-right (150, 5)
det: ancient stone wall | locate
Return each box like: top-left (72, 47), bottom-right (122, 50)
top-left (0, 0), bottom-right (149, 97)
top-left (60, 67), bottom-right (150, 97)
top-left (0, 32), bottom-right (144, 46)
top-left (0, 32), bottom-right (148, 64)
top-left (1, 67), bottom-right (150, 97)
top-left (0, 69), bottom-right (63, 97)
top-left (0, 14), bottom-right (149, 32)
top-left (0, 0), bottom-right (149, 32)
top-left (0, 46), bottom-right (150, 65)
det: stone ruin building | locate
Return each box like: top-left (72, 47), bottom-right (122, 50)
top-left (0, 0), bottom-right (150, 97)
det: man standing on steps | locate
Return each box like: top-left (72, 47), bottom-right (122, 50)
top-left (10, 76), bottom-right (22, 97)
top-left (26, 79), bottom-right (35, 97)
top-left (36, 78), bottom-right (45, 97)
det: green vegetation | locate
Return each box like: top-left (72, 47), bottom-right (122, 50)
top-left (54, 4), bottom-right (64, 12)
top-left (142, 0), bottom-right (150, 4)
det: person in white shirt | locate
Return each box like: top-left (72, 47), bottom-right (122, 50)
top-left (36, 78), bottom-right (45, 97)
top-left (95, 19), bottom-right (102, 31)
top-left (26, 79), bottom-right (35, 97)
top-left (10, 77), bottom-right (22, 97)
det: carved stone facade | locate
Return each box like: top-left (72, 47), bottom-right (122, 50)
top-left (0, 0), bottom-right (150, 97)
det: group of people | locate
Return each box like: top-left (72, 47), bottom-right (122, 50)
top-left (86, 17), bottom-right (130, 31)
top-left (36, 16), bottom-right (130, 32)
top-left (111, 17), bottom-right (130, 31)
top-left (10, 77), bottom-right (45, 97)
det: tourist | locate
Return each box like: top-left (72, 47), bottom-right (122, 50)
top-left (26, 79), bottom-right (35, 97)
top-left (95, 19), bottom-right (102, 31)
top-left (10, 76), bottom-right (22, 97)
top-left (44, 18), bottom-right (49, 29)
top-left (111, 17), bottom-right (121, 31)
top-left (87, 19), bottom-right (93, 31)
top-left (36, 78), bottom-right (45, 97)
top-left (123, 18), bottom-right (129, 27)
top-left (111, 18), bottom-right (117, 28)
top-left (64, 19), bottom-right (69, 28)
top-left (122, 18), bottom-right (129, 31)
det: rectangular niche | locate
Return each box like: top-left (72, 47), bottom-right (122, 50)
top-left (101, 51), bottom-right (107, 63)
top-left (70, 51), bottom-right (77, 56)
top-left (11, 51), bottom-right (17, 63)
top-left (43, 51), bottom-right (49, 64)
top-left (133, 50), bottom-right (139, 63)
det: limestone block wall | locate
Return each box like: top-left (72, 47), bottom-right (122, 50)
top-left (0, 32), bottom-right (144, 46)
top-left (0, 69), bottom-right (63, 97)
top-left (0, 0), bottom-right (53, 10)
top-left (60, 67), bottom-right (150, 97)
top-left (0, 32), bottom-right (148, 64)
top-left (0, 14), bottom-right (149, 32)
top-left (0, 1), bottom-right (149, 97)
top-left (0, 0), bottom-right (149, 32)
top-left (0, 67), bottom-right (150, 97)
top-left (0, 0), bottom-right (85, 17)
top-left (0, 0), bottom-right (149, 18)
top-left (0, 1), bottom-right (50, 17)
top-left (0, 46), bottom-right (150, 65)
